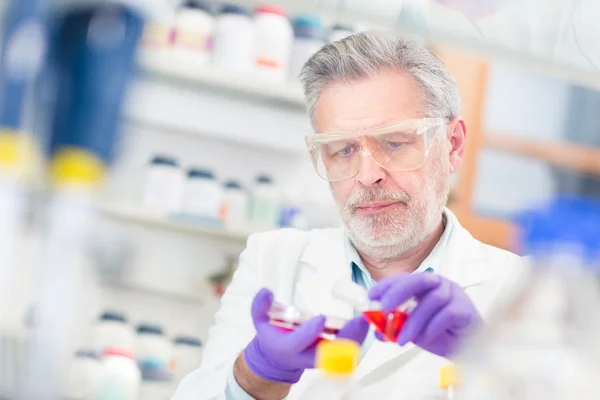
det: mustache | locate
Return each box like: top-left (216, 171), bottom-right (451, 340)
top-left (343, 187), bottom-right (411, 211)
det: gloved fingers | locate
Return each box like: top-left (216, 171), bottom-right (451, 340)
top-left (251, 288), bottom-right (274, 326)
top-left (368, 273), bottom-right (409, 300)
top-left (374, 274), bottom-right (442, 311)
top-left (396, 279), bottom-right (452, 346)
top-left (297, 348), bottom-right (318, 369)
top-left (281, 315), bottom-right (326, 352)
top-left (337, 317), bottom-right (370, 344)
top-left (374, 330), bottom-right (385, 342)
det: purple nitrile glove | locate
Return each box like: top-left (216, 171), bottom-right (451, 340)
top-left (368, 273), bottom-right (483, 358)
top-left (244, 288), bottom-right (369, 384)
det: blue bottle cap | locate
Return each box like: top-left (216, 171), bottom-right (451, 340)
top-left (183, 0), bottom-right (212, 13)
top-left (187, 168), bottom-right (215, 179)
top-left (75, 349), bottom-right (99, 359)
top-left (99, 311), bottom-right (127, 323)
top-left (292, 15), bottom-right (324, 40)
top-left (136, 323), bottom-right (164, 335)
top-left (150, 155), bottom-right (178, 167)
top-left (331, 23), bottom-right (353, 31)
top-left (174, 336), bottom-right (202, 347)
top-left (220, 4), bottom-right (251, 16)
top-left (256, 174), bottom-right (272, 184)
top-left (224, 180), bottom-right (242, 189)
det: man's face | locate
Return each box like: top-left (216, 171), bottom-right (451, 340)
top-left (313, 69), bottom-right (466, 258)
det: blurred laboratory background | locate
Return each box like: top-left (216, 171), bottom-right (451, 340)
top-left (1, 0), bottom-right (600, 399)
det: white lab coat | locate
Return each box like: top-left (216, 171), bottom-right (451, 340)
top-left (173, 209), bottom-right (524, 400)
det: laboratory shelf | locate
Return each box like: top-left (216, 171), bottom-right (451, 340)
top-left (101, 277), bottom-right (207, 303)
top-left (137, 50), bottom-right (306, 109)
top-left (96, 202), bottom-right (253, 243)
top-left (486, 134), bottom-right (600, 176)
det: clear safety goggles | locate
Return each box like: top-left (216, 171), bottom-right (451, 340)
top-left (305, 118), bottom-right (448, 182)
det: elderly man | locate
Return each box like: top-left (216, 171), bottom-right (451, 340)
top-left (173, 32), bottom-right (522, 400)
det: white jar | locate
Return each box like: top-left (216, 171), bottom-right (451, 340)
top-left (64, 350), bottom-right (103, 400)
top-left (212, 4), bottom-right (254, 74)
top-left (97, 348), bottom-right (141, 400)
top-left (222, 180), bottom-right (248, 232)
top-left (248, 175), bottom-right (281, 231)
top-left (329, 24), bottom-right (354, 43)
top-left (135, 324), bottom-right (171, 369)
top-left (288, 16), bottom-right (325, 82)
top-left (92, 311), bottom-right (135, 355)
top-left (171, 336), bottom-right (203, 383)
top-left (172, 0), bottom-right (214, 67)
top-left (182, 168), bottom-right (223, 219)
top-left (253, 5), bottom-right (293, 82)
top-left (143, 155), bottom-right (184, 214)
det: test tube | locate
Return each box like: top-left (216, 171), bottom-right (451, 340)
top-left (19, 5), bottom-right (143, 398)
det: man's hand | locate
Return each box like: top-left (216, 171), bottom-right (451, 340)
top-left (369, 273), bottom-right (482, 358)
top-left (234, 288), bottom-right (369, 399)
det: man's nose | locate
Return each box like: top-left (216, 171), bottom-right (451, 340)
top-left (356, 149), bottom-right (386, 186)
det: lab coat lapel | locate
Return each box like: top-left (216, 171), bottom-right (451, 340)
top-left (293, 228), bottom-right (356, 321)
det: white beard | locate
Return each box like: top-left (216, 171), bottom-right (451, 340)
top-left (338, 146), bottom-right (451, 260)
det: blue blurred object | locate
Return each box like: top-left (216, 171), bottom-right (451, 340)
top-left (516, 196), bottom-right (600, 263)
top-left (292, 15), bottom-right (324, 40)
top-left (0, 0), bottom-right (49, 128)
top-left (45, 4), bottom-right (144, 163)
top-left (136, 323), bottom-right (164, 335)
top-left (99, 311), bottom-right (128, 323)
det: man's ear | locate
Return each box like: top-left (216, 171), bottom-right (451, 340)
top-left (448, 117), bottom-right (467, 174)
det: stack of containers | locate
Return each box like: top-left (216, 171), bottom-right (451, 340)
top-left (212, 4), bottom-right (254, 74)
top-left (288, 15), bottom-right (325, 83)
top-left (248, 174), bottom-right (281, 231)
top-left (172, 0), bottom-right (214, 67)
top-left (221, 180), bottom-right (249, 232)
top-left (254, 5), bottom-right (294, 82)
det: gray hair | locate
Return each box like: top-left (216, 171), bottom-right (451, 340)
top-left (300, 31), bottom-right (461, 129)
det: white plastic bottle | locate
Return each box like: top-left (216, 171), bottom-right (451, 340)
top-left (171, 336), bottom-right (203, 383)
top-left (248, 175), bottom-right (281, 231)
top-left (143, 155), bottom-right (184, 214)
top-left (459, 197), bottom-right (600, 399)
top-left (212, 4), bottom-right (254, 74)
top-left (182, 168), bottom-right (223, 220)
top-left (172, 0), bottom-right (214, 67)
top-left (64, 350), bottom-right (103, 400)
top-left (97, 348), bottom-right (141, 400)
top-left (221, 180), bottom-right (248, 232)
top-left (92, 311), bottom-right (135, 355)
top-left (253, 4), bottom-right (293, 82)
top-left (288, 15), bottom-right (325, 82)
top-left (135, 323), bottom-right (172, 370)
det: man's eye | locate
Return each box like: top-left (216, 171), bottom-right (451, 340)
top-left (387, 141), bottom-right (406, 149)
top-left (335, 147), bottom-right (355, 157)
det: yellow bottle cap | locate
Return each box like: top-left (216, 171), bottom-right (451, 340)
top-left (50, 147), bottom-right (105, 187)
top-left (316, 339), bottom-right (360, 377)
top-left (440, 364), bottom-right (459, 389)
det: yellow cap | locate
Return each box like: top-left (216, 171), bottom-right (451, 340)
top-left (50, 147), bottom-right (105, 188)
top-left (316, 339), bottom-right (360, 377)
top-left (440, 364), bottom-right (459, 389)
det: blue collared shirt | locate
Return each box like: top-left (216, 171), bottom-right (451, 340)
top-left (226, 213), bottom-right (454, 399)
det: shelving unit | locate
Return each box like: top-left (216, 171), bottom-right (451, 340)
top-left (96, 202), bottom-right (254, 243)
top-left (138, 50), bottom-right (306, 109)
top-left (486, 134), bottom-right (600, 176)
